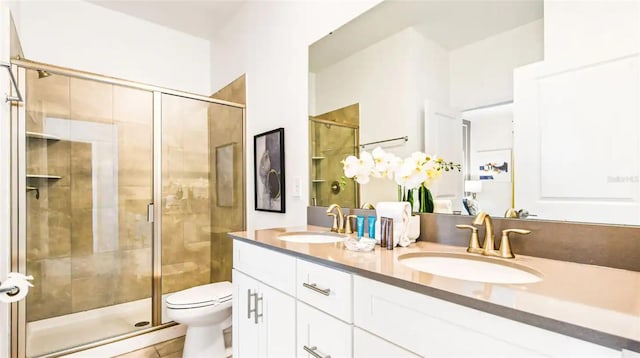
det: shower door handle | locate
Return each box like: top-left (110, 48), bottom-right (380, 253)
top-left (147, 203), bottom-right (154, 223)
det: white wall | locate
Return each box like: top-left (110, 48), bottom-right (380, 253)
top-left (210, 0), bottom-right (381, 230)
top-left (313, 27), bottom-right (450, 204)
top-left (0, 4), bottom-right (11, 357)
top-left (8, 0), bottom-right (212, 94)
top-left (210, 3), bottom-right (248, 93)
top-left (450, 19), bottom-right (543, 110)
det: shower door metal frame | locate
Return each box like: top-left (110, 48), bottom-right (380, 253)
top-left (9, 59), bottom-right (246, 358)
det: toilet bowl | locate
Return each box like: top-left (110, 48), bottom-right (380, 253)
top-left (166, 281), bottom-right (232, 358)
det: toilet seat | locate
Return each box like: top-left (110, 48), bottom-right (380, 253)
top-left (167, 281), bottom-right (232, 309)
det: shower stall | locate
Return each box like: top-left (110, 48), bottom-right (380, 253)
top-left (309, 104), bottom-right (359, 208)
top-left (8, 60), bottom-right (245, 357)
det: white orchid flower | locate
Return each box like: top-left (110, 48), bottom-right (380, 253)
top-left (371, 147), bottom-right (387, 176)
top-left (343, 151), bottom-right (375, 184)
top-left (371, 147), bottom-right (402, 179)
top-left (383, 152), bottom-right (402, 179)
top-left (394, 154), bottom-right (427, 189)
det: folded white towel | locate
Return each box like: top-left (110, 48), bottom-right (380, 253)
top-left (374, 201), bottom-right (412, 247)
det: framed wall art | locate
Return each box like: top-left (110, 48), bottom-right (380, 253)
top-left (254, 128), bottom-right (285, 212)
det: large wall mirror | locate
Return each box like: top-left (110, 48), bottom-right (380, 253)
top-left (308, 0), bottom-right (640, 226)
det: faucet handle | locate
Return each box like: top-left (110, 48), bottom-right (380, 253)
top-left (499, 229), bottom-right (531, 258)
top-left (327, 212), bottom-right (338, 232)
top-left (456, 225), bottom-right (482, 254)
top-left (345, 214), bottom-right (358, 234)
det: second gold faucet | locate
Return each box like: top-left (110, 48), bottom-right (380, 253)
top-left (457, 211), bottom-right (531, 259)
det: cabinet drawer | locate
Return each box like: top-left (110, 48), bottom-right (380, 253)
top-left (233, 239), bottom-right (296, 295)
top-left (354, 276), bottom-right (618, 358)
top-left (297, 302), bottom-right (352, 358)
top-left (354, 327), bottom-right (420, 358)
top-left (296, 259), bottom-right (352, 322)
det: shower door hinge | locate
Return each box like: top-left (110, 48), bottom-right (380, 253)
top-left (147, 203), bottom-right (154, 223)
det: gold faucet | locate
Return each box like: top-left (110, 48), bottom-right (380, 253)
top-left (326, 204), bottom-right (345, 233)
top-left (473, 211), bottom-right (499, 256)
top-left (457, 211), bottom-right (532, 259)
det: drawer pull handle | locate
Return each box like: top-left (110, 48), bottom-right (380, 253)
top-left (303, 345), bottom-right (330, 358)
top-left (254, 293), bottom-right (263, 324)
top-left (248, 289), bottom-right (257, 320)
top-left (303, 282), bottom-right (331, 296)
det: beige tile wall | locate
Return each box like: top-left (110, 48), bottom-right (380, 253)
top-left (210, 75), bottom-right (245, 283)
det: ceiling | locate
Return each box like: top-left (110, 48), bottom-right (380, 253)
top-left (310, 0), bottom-right (543, 72)
top-left (88, 0), bottom-right (246, 39)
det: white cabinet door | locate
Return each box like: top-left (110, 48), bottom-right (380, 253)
top-left (259, 281), bottom-right (296, 357)
top-left (233, 269), bottom-right (261, 358)
top-left (353, 327), bottom-right (419, 358)
top-left (297, 302), bottom-right (352, 358)
top-left (233, 269), bottom-right (296, 358)
top-left (514, 55), bottom-right (640, 225)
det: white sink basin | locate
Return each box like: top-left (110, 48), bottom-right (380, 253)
top-left (277, 232), bottom-right (346, 244)
top-left (398, 252), bottom-right (542, 284)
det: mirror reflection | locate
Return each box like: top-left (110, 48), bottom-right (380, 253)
top-left (308, 0), bottom-right (640, 226)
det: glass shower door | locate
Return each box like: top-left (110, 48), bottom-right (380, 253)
top-left (21, 68), bottom-right (154, 356)
top-left (160, 94), bottom-right (244, 323)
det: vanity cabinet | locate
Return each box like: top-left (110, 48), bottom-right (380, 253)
top-left (232, 239), bottom-right (626, 357)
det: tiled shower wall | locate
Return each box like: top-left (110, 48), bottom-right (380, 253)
top-left (26, 70), bottom-right (153, 321)
top-left (209, 75), bottom-right (246, 283)
top-left (310, 103), bottom-right (359, 208)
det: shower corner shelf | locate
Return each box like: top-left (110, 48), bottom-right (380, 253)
top-left (311, 156), bottom-right (326, 160)
top-left (26, 131), bottom-right (61, 141)
top-left (26, 174), bottom-right (62, 180)
top-left (311, 179), bottom-right (326, 183)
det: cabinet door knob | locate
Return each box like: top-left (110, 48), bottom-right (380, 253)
top-left (303, 345), bottom-right (330, 358)
top-left (302, 282), bottom-right (331, 296)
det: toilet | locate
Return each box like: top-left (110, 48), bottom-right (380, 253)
top-left (166, 281), bottom-right (232, 358)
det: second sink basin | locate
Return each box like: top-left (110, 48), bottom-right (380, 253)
top-left (398, 252), bottom-right (542, 284)
top-left (277, 232), bottom-right (346, 244)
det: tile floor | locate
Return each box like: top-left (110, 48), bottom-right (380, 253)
top-left (114, 336), bottom-right (184, 358)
